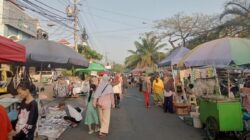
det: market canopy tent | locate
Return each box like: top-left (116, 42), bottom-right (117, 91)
top-left (0, 35), bottom-right (26, 63)
top-left (179, 37), bottom-right (250, 67)
top-left (158, 47), bottom-right (190, 67)
top-left (18, 39), bottom-right (89, 68)
top-left (75, 62), bottom-right (105, 73)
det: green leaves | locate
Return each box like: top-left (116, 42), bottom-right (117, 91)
top-left (125, 33), bottom-right (166, 69)
top-left (78, 44), bottom-right (103, 61)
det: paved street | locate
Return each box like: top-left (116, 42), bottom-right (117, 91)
top-left (58, 88), bottom-right (204, 140)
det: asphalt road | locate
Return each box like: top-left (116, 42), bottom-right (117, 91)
top-left (58, 88), bottom-right (204, 140)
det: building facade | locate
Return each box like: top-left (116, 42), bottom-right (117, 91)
top-left (0, 0), bottom-right (38, 40)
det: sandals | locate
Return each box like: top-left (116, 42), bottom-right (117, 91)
top-left (98, 132), bottom-right (107, 137)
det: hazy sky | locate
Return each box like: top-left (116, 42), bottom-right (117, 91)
top-left (33, 0), bottom-right (227, 64)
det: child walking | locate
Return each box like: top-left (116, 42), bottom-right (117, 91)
top-left (84, 84), bottom-right (100, 134)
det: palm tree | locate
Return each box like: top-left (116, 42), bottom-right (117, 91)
top-left (125, 33), bottom-right (166, 69)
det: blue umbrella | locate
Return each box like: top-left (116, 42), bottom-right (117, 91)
top-left (158, 47), bottom-right (190, 67)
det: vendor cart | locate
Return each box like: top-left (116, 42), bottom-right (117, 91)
top-left (199, 97), bottom-right (243, 140)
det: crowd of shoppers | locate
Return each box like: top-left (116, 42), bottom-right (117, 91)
top-left (139, 72), bottom-right (175, 112)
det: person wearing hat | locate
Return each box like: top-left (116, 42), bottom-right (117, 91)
top-left (90, 72), bottom-right (99, 87)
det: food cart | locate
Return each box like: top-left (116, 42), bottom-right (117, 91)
top-left (199, 96), bottom-right (243, 140)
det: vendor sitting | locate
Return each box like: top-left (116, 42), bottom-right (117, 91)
top-left (58, 102), bottom-right (83, 127)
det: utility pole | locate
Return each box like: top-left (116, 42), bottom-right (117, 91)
top-left (73, 0), bottom-right (78, 52)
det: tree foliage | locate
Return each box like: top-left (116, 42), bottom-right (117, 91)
top-left (125, 33), bottom-right (166, 69)
top-left (154, 0), bottom-right (250, 50)
top-left (111, 63), bottom-right (124, 73)
top-left (155, 13), bottom-right (219, 48)
top-left (78, 44), bottom-right (103, 61)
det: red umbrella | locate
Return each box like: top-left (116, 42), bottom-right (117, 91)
top-left (0, 35), bottom-right (26, 63)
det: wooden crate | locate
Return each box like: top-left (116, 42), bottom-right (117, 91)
top-left (176, 107), bottom-right (189, 115)
top-left (174, 103), bottom-right (191, 115)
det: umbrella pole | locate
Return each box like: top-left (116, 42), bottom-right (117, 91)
top-left (39, 63), bottom-right (43, 83)
top-left (214, 67), bottom-right (221, 95)
top-left (227, 70), bottom-right (230, 97)
top-left (171, 65), bottom-right (177, 93)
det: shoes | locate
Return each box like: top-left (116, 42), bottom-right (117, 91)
top-left (99, 132), bottom-right (107, 137)
top-left (94, 128), bottom-right (100, 132)
top-left (71, 123), bottom-right (78, 128)
top-left (88, 130), bottom-right (94, 134)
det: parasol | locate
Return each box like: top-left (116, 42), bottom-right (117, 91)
top-left (18, 39), bottom-right (88, 68)
top-left (158, 47), bottom-right (189, 67)
top-left (179, 37), bottom-right (250, 67)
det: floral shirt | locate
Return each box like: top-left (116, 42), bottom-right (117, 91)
top-left (14, 100), bottom-right (38, 140)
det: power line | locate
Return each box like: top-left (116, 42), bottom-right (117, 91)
top-left (16, 1), bottom-right (75, 30)
top-left (82, 11), bottom-right (141, 27)
top-left (81, 4), bottom-right (152, 21)
top-left (84, 1), bottom-right (99, 29)
top-left (22, 0), bottom-right (69, 20)
top-left (33, 0), bottom-right (66, 14)
top-left (89, 27), bottom-right (151, 34)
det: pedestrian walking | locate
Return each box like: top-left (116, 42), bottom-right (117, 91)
top-left (112, 73), bottom-right (122, 108)
top-left (0, 105), bottom-right (12, 140)
top-left (12, 80), bottom-right (38, 140)
top-left (152, 74), bottom-right (164, 106)
top-left (84, 84), bottom-right (100, 134)
top-left (122, 74), bottom-right (128, 94)
top-left (139, 76), bottom-right (143, 92)
top-left (163, 75), bottom-right (175, 113)
top-left (93, 74), bottom-right (115, 137)
top-left (142, 75), bottom-right (151, 108)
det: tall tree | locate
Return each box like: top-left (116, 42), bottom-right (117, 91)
top-left (220, 0), bottom-right (250, 37)
top-left (155, 13), bottom-right (219, 48)
top-left (125, 33), bottom-right (166, 69)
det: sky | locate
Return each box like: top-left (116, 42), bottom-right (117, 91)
top-left (26, 0), bottom-right (227, 64)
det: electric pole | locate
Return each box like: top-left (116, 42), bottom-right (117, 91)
top-left (73, 0), bottom-right (78, 52)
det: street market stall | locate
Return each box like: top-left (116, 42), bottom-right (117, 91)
top-left (178, 37), bottom-right (250, 140)
top-left (0, 35), bottom-right (25, 112)
top-left (0, 35), bottom-right (26, 63)
top-left (158, 47), bottom-right (191, 115)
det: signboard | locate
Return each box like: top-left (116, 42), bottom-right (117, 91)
top-left (2, 1), bottom-right (37, 36)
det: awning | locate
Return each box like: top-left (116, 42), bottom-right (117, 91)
top-left (0, 35), bottom-right (26, 63)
